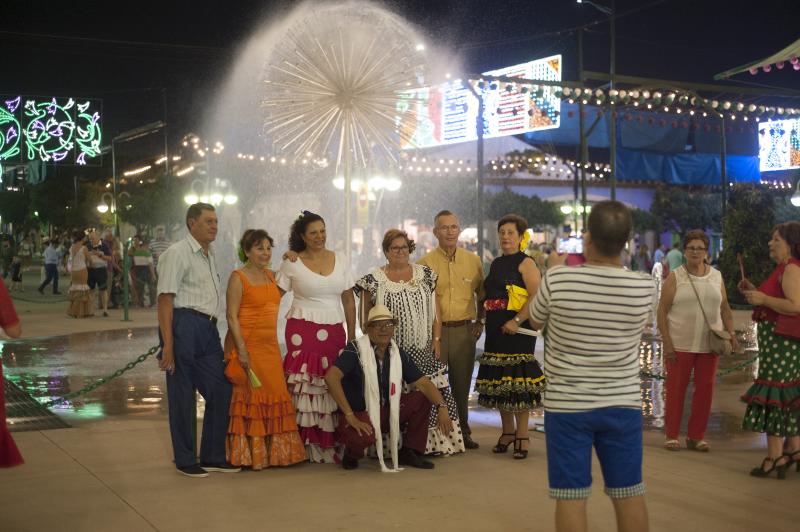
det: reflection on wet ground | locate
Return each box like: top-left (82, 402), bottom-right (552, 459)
top-left (0, 326), bottom-right (759, 436)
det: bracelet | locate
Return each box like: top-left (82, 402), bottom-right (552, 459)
top-left (343, 411), bottom-right (354, 417)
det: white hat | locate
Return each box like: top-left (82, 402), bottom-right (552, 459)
top-left (367, 304), bottom-right (395, 324)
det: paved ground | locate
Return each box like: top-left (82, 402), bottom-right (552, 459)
top-left (1, 274), bottom-right (798, 532)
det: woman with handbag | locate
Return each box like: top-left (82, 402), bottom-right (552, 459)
top-left (223, 229), bottom-right (306, 469)
top-left (740, 221), bottom-right (800, 478)
top-left (657, 229), bottom-right (738, 452)
top-left (475, 214), bottom-right (546, 459)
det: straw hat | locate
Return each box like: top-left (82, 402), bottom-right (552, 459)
top-left (367, 304), bottom-right (395, 324)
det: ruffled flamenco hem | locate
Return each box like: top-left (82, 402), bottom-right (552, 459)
top-left (741, 381), bottom-right (800, 437)
top-left (0, 430), bottom-right (24, 467)
top-left (476, 376), bottom-right (547, 412)
top-left (226, 389), bottom-right (308, 468)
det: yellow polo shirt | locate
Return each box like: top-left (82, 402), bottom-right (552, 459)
top-left (418, 247), bottom-right (484, 322)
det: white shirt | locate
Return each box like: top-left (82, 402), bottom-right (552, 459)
top-left (667, 266), bottom-right (723, 353)
top-left (156, 234), bottom-right (221, 317)
top-left (277, 252), bottom-right (354, 324)
top-left (530, 265), bottom-right (655, 413)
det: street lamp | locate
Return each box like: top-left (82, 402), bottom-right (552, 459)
top-left (792, 179), bottom-right (800, 207)
top-left (96, 192), bottom-right (114, 213)
top-left (183, 178), bottom-right (238, 206)
top-left (577, 0), bottom-right (616, 200)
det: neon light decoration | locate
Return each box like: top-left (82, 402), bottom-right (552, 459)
top-left (759, 118), bottom-right (800, 171)
top-left (0, 95), bottom-right (102, 166)
top-left (397, 55), bottom-right (562, 149)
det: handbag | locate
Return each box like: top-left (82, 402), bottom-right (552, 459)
top-left (505, 284), bottom-right (529, 312)
top-left (775, 313), bottom-right (800, 340)
top-left (685, 266), bottom-right (733, 356)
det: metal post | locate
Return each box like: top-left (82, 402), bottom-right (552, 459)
top-left (578, 29), bottom-right (588, 231)
top-left (122, 239), bottom-right (131, 322)
top-left (111, 140), bottom-right (120, 237)
top-left (162, 89), bottom-right (169, 177)
top-left (477, 95), bottom-right (485, 262)
top-left (720, 114), bottom-right (728, 226)
top-left (609, 0), bottom-right (617, 201)
top-left (343, 130), bottom-right (352, 266)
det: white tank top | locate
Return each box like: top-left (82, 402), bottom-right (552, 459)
top-left (667, 265), bottom-right (723, 353)
top-left (69, 246), bottom-right (88, 272)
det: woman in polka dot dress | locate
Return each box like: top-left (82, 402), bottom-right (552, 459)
top-left (354, 229), bottom-right (465, 456)
top-left (740, 222), bottom-right (800, 478)
top-left (277, 212), bottom-right (356, 463)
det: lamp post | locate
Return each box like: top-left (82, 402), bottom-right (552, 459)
top-left (792, 179), bottom-right (800, 207)
top-left (577, 0), bottom-right (616, 200)
top-left (96, 192), bottom-right (114, 214)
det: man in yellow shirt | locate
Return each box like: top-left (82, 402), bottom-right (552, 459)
top-left (418, 210), bottom-right (484, 449)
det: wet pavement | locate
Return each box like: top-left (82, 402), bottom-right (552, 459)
top-left (0, 326), bottom-right (759, 436)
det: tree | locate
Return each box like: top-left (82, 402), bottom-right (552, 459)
top-left (0, 190), bottom-right (31, 229)
top-left (485, 188), bottom-right (564, 228)
top-left (630, 208), bottom-right (661, 233)
top-left (649, 185), bottom-right (722, 233)
top-left (29, 174), bottom-right (104, 230)
top-left (718, 184), bottom-right (775, 305)
top-left (117, 179), bottom-right (185, 233)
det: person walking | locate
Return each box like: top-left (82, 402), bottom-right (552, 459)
top-left (156, 203), bottom-right (239, 478)
top-left (657, 230), bottom-right (738, 452)
top-left (38, 238), bottom-right (62, 295)
top-left (418, 210), bottom-right (484, 450)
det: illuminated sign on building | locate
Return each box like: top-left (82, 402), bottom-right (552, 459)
top-left (0, 95), bottom-right (103, 166)
top-left (759, 118), bottom-right (800, 171)
top-left (397, 55), bottom-right (562, 149)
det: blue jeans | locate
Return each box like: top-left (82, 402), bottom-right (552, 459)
top-left (39, 264), bottom-right (59, 293)
top-left (161, 310), bottom-right (231, 467)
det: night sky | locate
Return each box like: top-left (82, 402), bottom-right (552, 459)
top-left (2, 0), bottom-right (799, 144)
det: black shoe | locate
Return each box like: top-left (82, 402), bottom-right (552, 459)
top-left (53, 291), bottom-right (62, 295)
top-left (398, 448), bottom-right (434, 469)
top-left (464, 435), bottom-right (480, 450)
top-left (38, 287), bottom-right (44, 295)
top-left (342, 456), bottom-right (359, 470)
top-left (177, 464), bottom-right (209, 478)
top-left (200, 462), bottom-right (241, 473)
top-left (102, 311), bottom-right (109, 317)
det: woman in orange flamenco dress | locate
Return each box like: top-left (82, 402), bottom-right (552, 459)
top-left (224, 229), bottom-right (306, 469)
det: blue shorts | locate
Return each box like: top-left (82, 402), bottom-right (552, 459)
top-left (545, 407), bottom-right (645, 500)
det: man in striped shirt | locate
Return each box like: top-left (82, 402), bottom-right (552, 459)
top-left (529, 201), bottom-right (654, 532)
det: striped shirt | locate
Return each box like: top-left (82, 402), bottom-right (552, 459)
top-left (529, 265), bottom-right (655, 413)
top-left (149, 238), bottom-right (172, 267)
top-left (156, 234), bottom-right (221, 317)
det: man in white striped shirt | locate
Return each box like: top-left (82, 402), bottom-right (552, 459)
top-left (157, 203), bottom-right (239, 478)
top-left (529, 201), bottom-right (654, 532)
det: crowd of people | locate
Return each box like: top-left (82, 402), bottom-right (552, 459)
top-left (1, 199), bottom-right (797, 532)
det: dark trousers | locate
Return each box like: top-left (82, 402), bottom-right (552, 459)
top-left (163, 310), bottom-right (231, 467)
top-left (441, 323), bottom-right (476, 435)
top-left (336, 391), bottom-right (430, 461)
top-left (134, 270), bottom-right (156, 307)
top-left (39, 264), bottom-right (59, 293)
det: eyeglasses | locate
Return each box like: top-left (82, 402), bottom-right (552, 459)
top-left (389, 245), bottom-right (409, 253)
top-left (370, 320), bottom-right (397, 330)
top-left (437, 224), bottom-right (460, 233)
top-left (685, 246), bottom-right (707, 252)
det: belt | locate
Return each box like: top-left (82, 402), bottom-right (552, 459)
top-left (442, 319), bottom-right (472, 328)
top-left (177, 308), bottom-right (218, 325)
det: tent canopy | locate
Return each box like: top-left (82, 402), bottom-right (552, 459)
top-left (715, 37), bottom-right (800, 79)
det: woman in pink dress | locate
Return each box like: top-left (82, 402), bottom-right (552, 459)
top-left (277, 212), bottom-right (356, 463)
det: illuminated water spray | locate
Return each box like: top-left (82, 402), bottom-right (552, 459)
top-left (261, 1), bottom-right (430, 258)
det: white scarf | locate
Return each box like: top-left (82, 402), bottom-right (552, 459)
top-left (355, 334), bottom-right (403, 473)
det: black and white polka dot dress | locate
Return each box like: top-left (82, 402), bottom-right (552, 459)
top-left (355, 265), bottom-right (465, 455)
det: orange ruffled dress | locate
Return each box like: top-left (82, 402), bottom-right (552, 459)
top-left (224, 269), bottom-right (306, 469)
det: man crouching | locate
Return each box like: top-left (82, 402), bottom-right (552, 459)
top-left (325, 305), bottom-right (453, 471)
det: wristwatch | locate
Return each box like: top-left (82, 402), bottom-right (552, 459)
top-left (513, 316), bottom-right (521, 323)
top-left (478, 317), bottom-right (486, 325)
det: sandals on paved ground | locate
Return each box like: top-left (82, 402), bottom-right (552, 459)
top-left (664, 439), bottom-right (681, 451)
top-left (513, 437), bottom-right (530, 460)
top-left (686, 438), bottom-right (710, 452)
top-left (750, 456), bottom-right (788, 479)
top-left (492, 433), bottom-right (515, 454)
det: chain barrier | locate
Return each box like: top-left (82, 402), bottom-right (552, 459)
top-left (640, 354), bottom-right (759, 381)
top-left (10, 294), bottom-right (70, 304)
top-left (41, 345), bottom-right (160, 408)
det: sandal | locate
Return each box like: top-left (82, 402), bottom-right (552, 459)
top-left (492, 433), bottom-right (515, 454)
top-left (686, 438), bottom-right (710, 452)
top-left (782, 450), bottom-right (800, 473)
top-left (664, 439), bottom-right (681, 451)
top-left (749, 457), bottom-right (788, 479)
top-left (513, 437), bottom-right (530, 460)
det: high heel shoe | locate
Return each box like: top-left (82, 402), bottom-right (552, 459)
top-left (749, 457), bottom-right (787, 479)
top-left (513, 437), bottom-right (530, 460)
top-left (783, 450), bottom-right (800, 473)
top-left (492, 433), bottom-right (515, 454)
